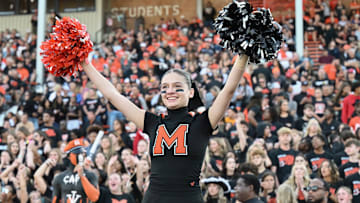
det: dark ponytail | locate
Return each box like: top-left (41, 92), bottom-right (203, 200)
top-left (188, 81), bottom-right (204, 111)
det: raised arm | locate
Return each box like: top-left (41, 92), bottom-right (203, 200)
top-left (81, 62), bottom-right (145, 129)
top-left (208, 55), bottom-right (249, 129)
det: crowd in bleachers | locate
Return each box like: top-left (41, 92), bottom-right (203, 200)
top-left (2, 0), bottom-right (360, 202)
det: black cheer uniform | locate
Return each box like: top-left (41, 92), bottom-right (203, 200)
top-left (142, 107), bottom-right (212, 203)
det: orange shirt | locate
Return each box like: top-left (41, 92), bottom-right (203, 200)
top-left (92, 58), bottom-right (106, 72)
top-left (349, 116), bottom-right (360, 132)
top-left (17, 67), bottom-right (29, 81)
top-left (323, 64), bottom-right (337, 81)
top-left (0, 86), bottom-right (5, 95)
top-left (109, 59), bottom-right (122, 74)
top-left (139, 59), bottom-right (154, 71)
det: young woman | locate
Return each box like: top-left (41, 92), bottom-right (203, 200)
top-left (201, 177), bottom-right (229, 203)
top-left (276, 184), bottom-right (297, 203)
top-left (278, 99), bottom-right (294, 128)
top-left (283, 164), bottom-right (311, 203)
top-left (312, 88), bottom-right (327, 123)
top-left (317, 160), bottom-right (343, 202)
top-left (81, 54), bottom-right (249, 202)
top-left (99, 135), bottom-right (114, 160)
top-left (220, 156), bottom-right (238, 191)
top-left (260, 172), bottom-right (277, 203)
top-left (205, 137), bottom-right (230, 174)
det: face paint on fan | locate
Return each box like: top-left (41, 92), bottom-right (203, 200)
top-left (175, 89), bottom-right (184, 92)
top-left (160, 90), bottom-right (166, 94)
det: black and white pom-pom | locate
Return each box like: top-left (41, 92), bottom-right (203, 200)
top-left (214, 1), bottom-right (283, 63)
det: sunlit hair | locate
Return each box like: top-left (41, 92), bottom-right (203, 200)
top-left (203, 138), bottom-right (232, 177)
top-left (276, 183), bottom-right (297, 203)
top-left (208, 137), bottom-right (231, 158)
top-left (162, 68), bottom-right (192, 89)
top-left (246, 143), bottom-right (266, 163)
top-left (305, 118), bottom-right (322, 137)
top-left (284, 163), bottom-right (311, 191)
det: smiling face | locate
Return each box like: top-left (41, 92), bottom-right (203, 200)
top-left (108, 173), bottom-right (121, 192)
top-left (160, 72), bottom-right (194, 110)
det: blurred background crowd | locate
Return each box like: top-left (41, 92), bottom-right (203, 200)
top-left (2, 0), bottom-right (360, 203)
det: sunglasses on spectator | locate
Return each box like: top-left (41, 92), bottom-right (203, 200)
top-left (304, 186), bottom-right (325, 192)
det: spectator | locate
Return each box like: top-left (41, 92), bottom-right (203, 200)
top-left (306, 134), bottom-right (333, 172)
top-left (283, 164), bottom-right (311, 203)
top-left (338, 139), bottom-right (360, 179)
top-left (342, 81), bottom-right (360, 124)
top-left (260, 172), bottom-right (277, 203)
top-left (220, 156), bottom-right (238, 191)
top-left (276, 183), bottom-right (297, 203)
top-left (234, 174), bottom-right (263, 203)
top-left (203, 1), bottom-right (216, 28)
top-left (269, 127), bottom-right (297, 183)
top-left (336, 186), bottom-right (353, 203)
top-left (317, 159), bottom-right (343, 202)
top-left (201, 176), bottom-right (230, 203)
top-left (305, 178), bottom-right (330, 203)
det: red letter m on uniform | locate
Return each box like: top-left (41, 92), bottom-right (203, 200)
top-left (153, 124), bottom-right (189, 156)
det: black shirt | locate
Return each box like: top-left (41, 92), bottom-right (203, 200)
top-left (339, 162), bottom-right (359, 179)
top-left (39, 125), bottom-right (61, 148)
top-left (84, 98), bottom-right (100, 113)
top-left (243, 197), bottom-right (265, 203)
top-left (269, 148), bottom-right (297, 183)
top-left (143, 107), bottom-right (212, 194)
top-left (344, 172), bottom-right (360, 203)
top-left (306, 150), bottom-right (333, 172)
top-left (321, 119), bottom-right (340, 137)
top-left (334, 151), bottom-right (349, 167)
top-left (111, 193), bottom-right (136, 203)
top-left (293, 92), bottom-right (309, 117)
top-left (294, 117), bottom-right (310, 132)
top-left (278, 114), bottom-right (294, 128)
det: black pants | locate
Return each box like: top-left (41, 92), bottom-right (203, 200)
top-left (142, 189), bottom-right (204, 203)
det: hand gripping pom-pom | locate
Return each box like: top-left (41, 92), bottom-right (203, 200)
top-left (214, 1), bottom-right (283, 63)
top-left (40, 17), bottom-right (93, 77)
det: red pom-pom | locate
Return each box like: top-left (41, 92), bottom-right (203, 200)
top-left (40, 17), bottom-right (93, 77)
